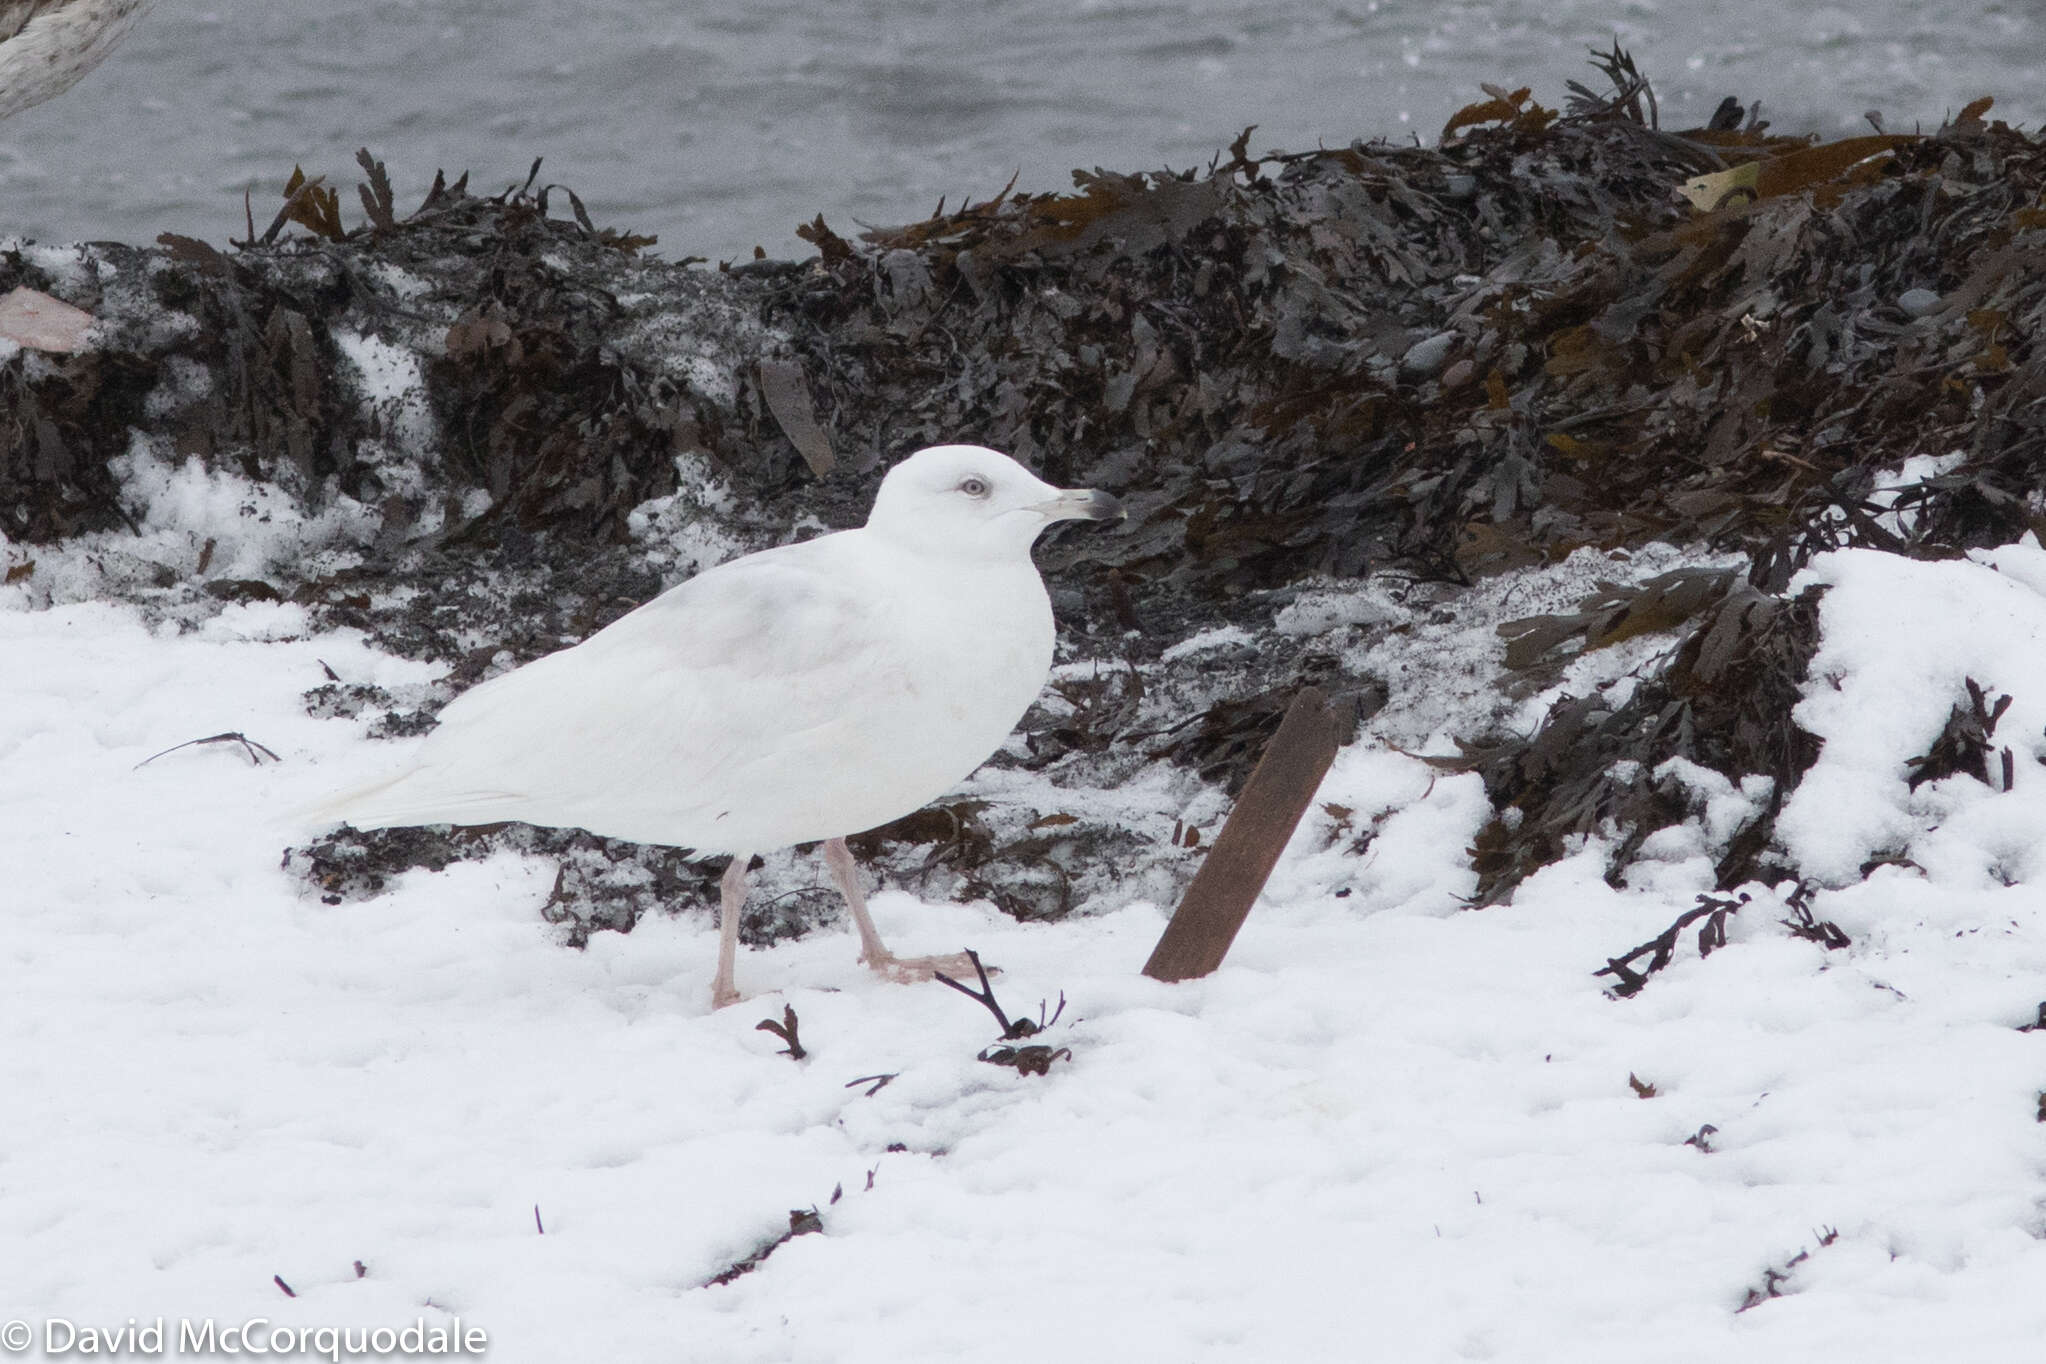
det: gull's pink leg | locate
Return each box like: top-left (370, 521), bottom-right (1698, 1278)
top-left (821, 836), bottom-right (985, 984)
top-left (711, 853), bottom-right (750, 1010)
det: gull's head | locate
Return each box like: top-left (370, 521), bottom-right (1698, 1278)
top-left (864, 444), bottom-right (1123, 560)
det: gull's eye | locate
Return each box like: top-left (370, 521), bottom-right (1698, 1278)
top-left (958, 476), bottom-right (991, 498)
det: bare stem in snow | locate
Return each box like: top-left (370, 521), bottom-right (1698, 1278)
top-left (135, 732), bottom-right (282, 770)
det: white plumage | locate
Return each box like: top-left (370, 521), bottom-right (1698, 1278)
top-left (314, 444), bottom-right (1122, 1006)
top-left (0, 0), bottom-right (155, 120)
top-left (0, 2), bottom-right (155, 353)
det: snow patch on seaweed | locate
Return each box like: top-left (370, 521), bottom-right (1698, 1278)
top-left (1, 435), bottom-right (378, 616)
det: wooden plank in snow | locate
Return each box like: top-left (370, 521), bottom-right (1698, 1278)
top-left (1142, 686), bottom-right (1349, 983)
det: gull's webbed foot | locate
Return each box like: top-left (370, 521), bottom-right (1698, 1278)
top-left (863, 949), bottom-right (995, 985)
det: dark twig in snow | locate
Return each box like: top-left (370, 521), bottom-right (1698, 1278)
top-left (1737, 1227), bottom-right (1838, 1312)
top-left (935, 950), bottom-right (1074, 1076)
top-left (933, 949), bottom-right (1016, 1035)
top-left (755, 1005), bottom-right (806, 1060)
top-left (273, 1275), bottom-right (297, 1298)
top-left (704, 1209), bottom-right (823, 1288)
top-left (1595, 892), bottom-right (1748, 997)
top-left (976, 1042), bottom-right (1074, 1076)
top-left (933, 950), bottom-right (1064, 1040)
top-left (844, 1073), bottom-right (897, 1097)
top-left (1778, 883), bottom-right (1851, 950)
top-left (135, 731), bottom-right (281, 770)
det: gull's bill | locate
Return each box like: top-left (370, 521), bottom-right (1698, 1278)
top-left (1034, 488), bottom-right (1126, 522)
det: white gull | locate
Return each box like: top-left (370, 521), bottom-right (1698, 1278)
top-left (0, 0), bottom-right (155, 120)
top-left (314, 444), bottom-right (1123, 1007)
top-left (0, 1), bottom-right (157, 351)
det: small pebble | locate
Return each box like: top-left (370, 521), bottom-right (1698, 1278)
top-left (1898, 288), bottom-right (1943, 319)
top-left (1401, 331), bottom-right (1456, 378)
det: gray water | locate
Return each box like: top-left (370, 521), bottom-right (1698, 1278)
top-left (2, 0), bottom-right (2040, 263)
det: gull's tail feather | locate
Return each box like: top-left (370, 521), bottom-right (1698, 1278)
top-left (296, 769), bottom-right (412, 832)
top-left (297, 767), bottom-right (525, 834)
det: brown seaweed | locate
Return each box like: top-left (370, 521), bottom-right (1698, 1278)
top-left (9, 50), bottom-right (2044, 934)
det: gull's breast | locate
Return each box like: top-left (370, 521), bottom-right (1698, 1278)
top-left (714, 556), bottom-right (1055, 848)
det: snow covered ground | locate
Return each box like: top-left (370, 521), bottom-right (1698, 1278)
top-left (5, 513), bottom-right (2046, 1360)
